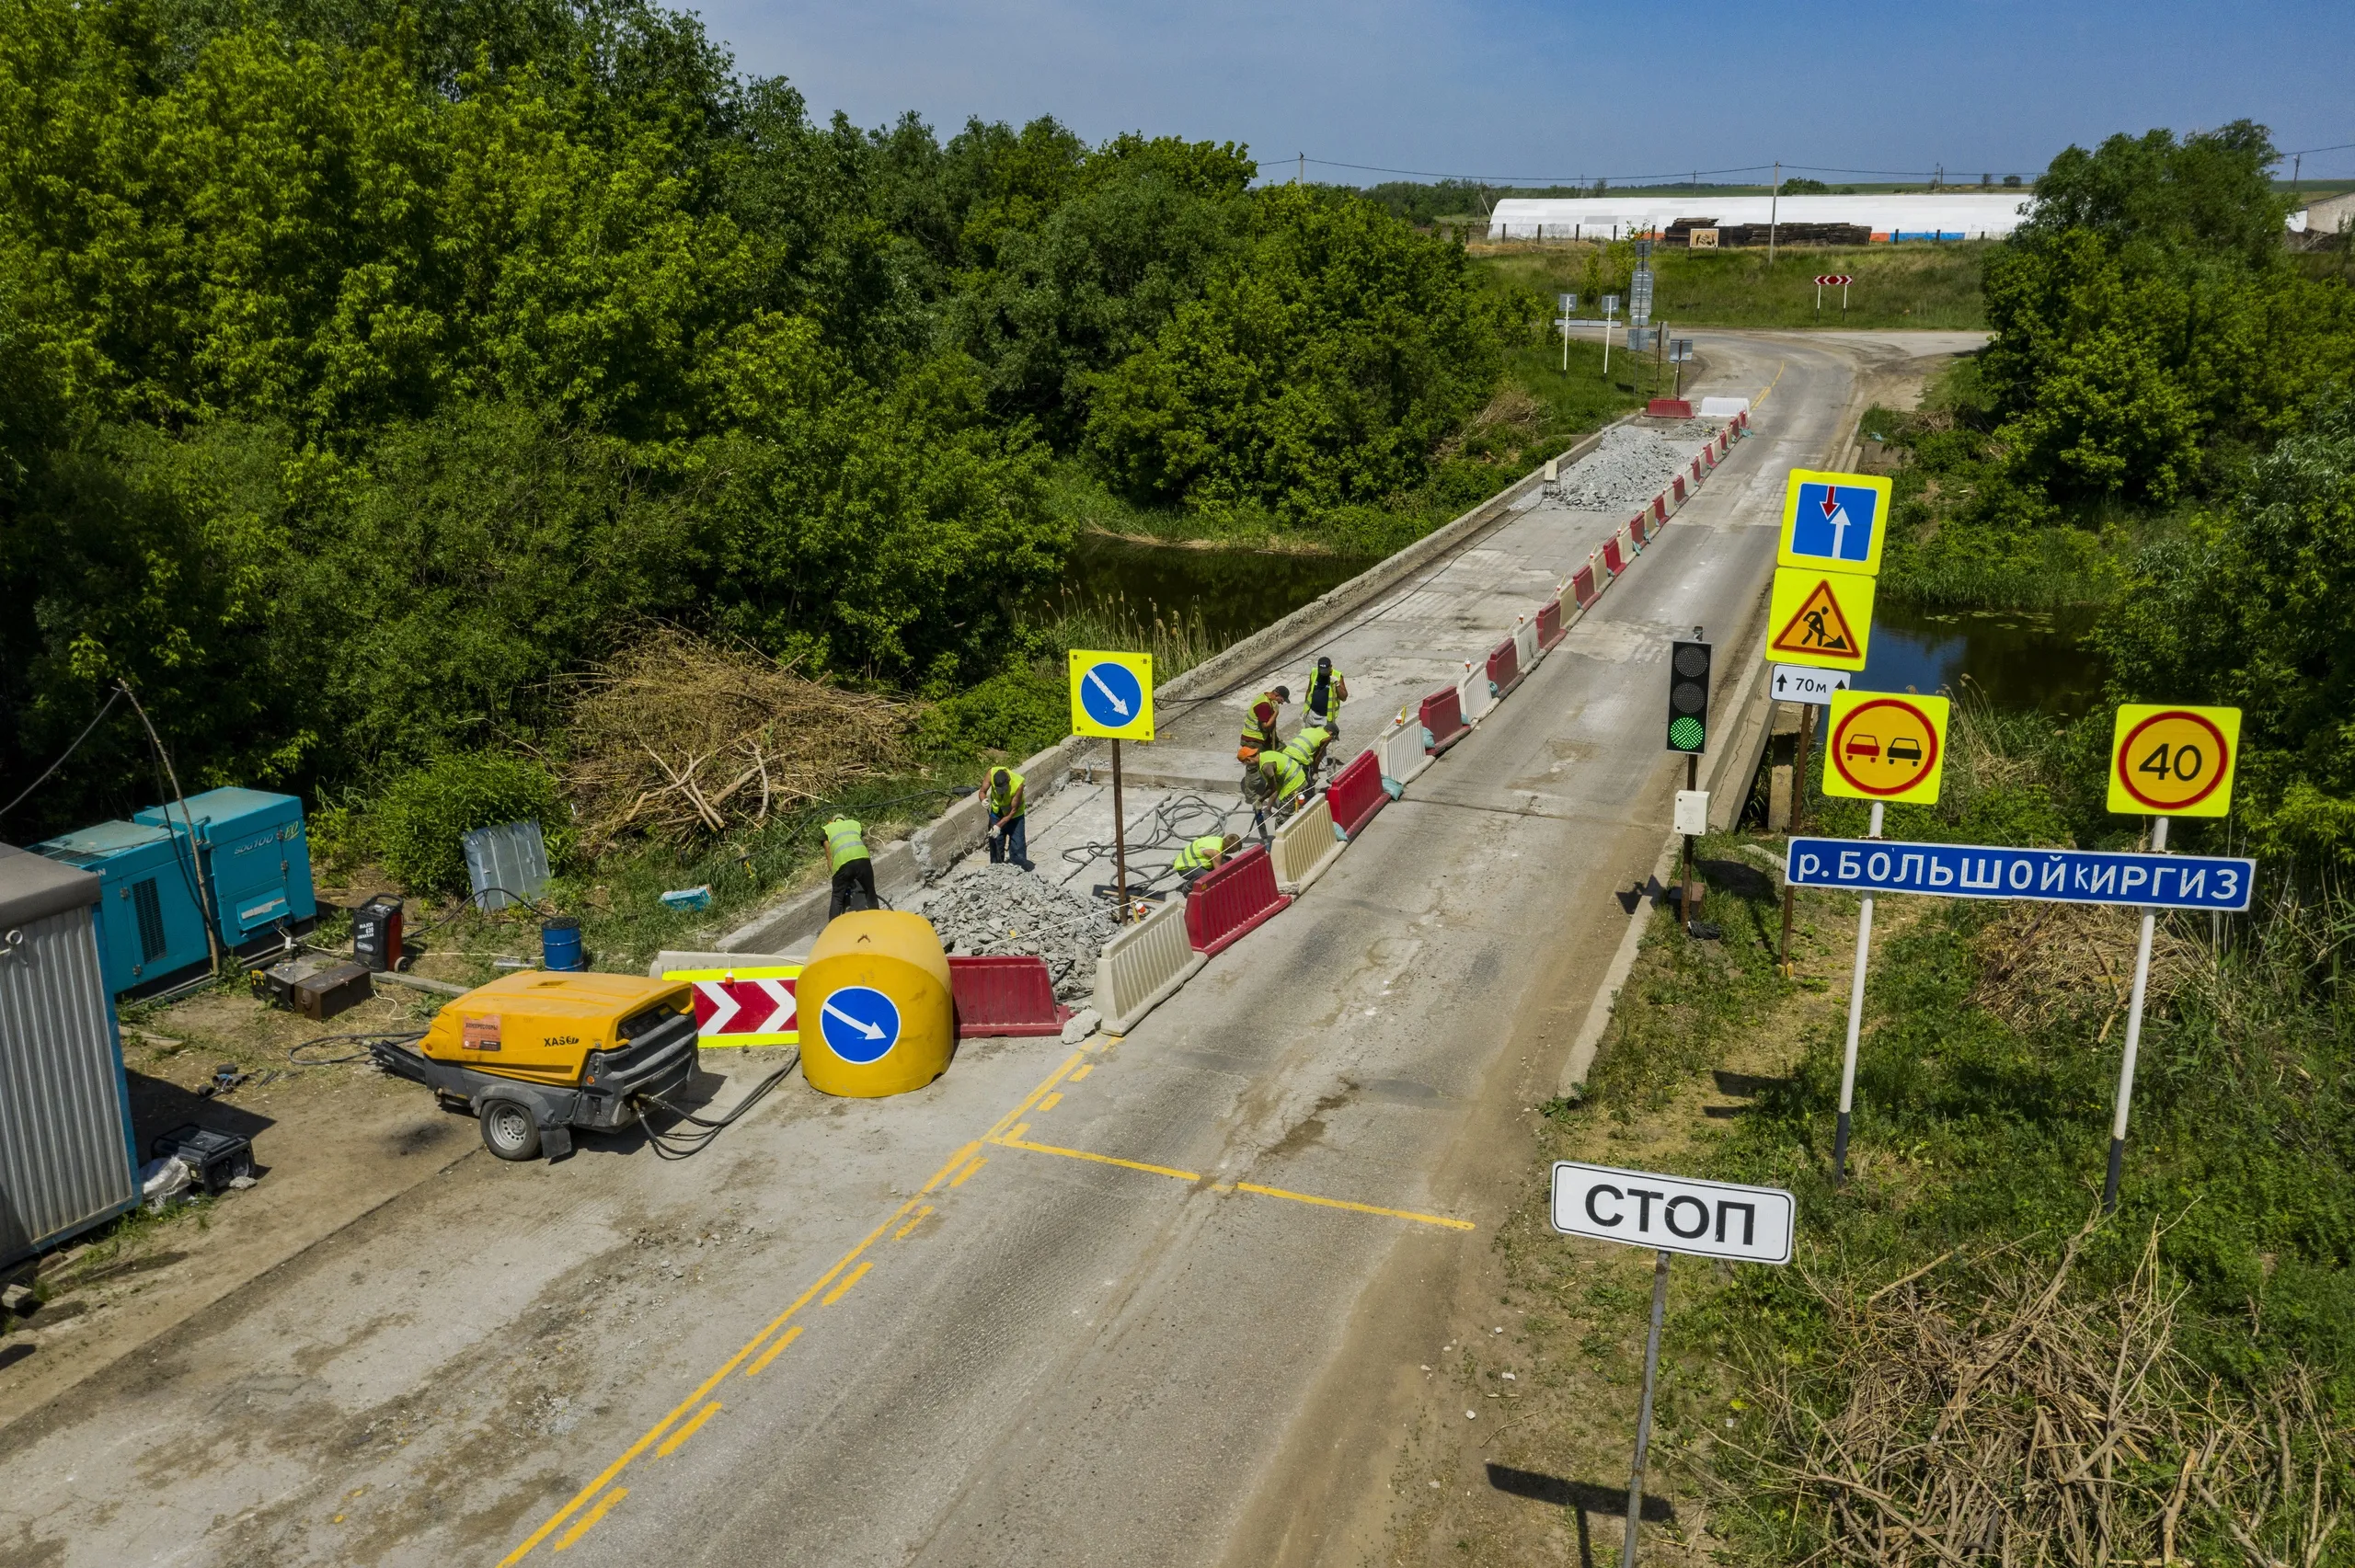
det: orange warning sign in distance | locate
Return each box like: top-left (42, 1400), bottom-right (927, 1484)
top-left (1822, 691), bottom-right (1949, 805)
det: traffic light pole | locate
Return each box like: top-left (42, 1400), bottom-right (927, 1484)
top-left (1682, 753), bottom-right (1698, 932)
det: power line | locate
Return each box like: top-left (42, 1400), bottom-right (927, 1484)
top-left (1255, 155), bottom-right (2034, 187)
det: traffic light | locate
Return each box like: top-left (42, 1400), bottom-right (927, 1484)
top-left (1667, 640), bottom-right (1712, 753)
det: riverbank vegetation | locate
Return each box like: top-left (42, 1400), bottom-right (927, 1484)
top-left (0, 0), bottom-right (1633, 898)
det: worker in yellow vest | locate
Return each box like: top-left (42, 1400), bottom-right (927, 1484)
top-left (1301, 657), bottom-right (1347, 735)
top-left (822, 816), bottom-right (876, 919)
top-left (1171, 832), bottom-right (1243, 885)
top-left (1282, 723), bottom-right (1335, 781)
top-left (985, 766), bottom-right (1031, 870)
top-left (1236, 684), bottom-right (1292, 764)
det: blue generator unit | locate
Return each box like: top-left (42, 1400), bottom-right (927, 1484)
top-left (30, 820), bottom-right (214, 996)
top-left (133, 787), bottom-right (317, 954)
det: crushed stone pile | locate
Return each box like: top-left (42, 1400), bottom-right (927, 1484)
top-left (1553, 426), bottom-right (1706, 514)
top-left (923, 864), bottom-right (1116, 1000)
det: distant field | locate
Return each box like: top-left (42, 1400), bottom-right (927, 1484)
top-left (1472, 242), bottom-right (1989, 331)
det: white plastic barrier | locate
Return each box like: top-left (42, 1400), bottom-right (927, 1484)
top-left (1699, 395), bottom-right (1750, 418)
top-left (1457, 667), bottom-right (1496, 725)
top-left (1271, 796), bottom-right (1344, 897)
top-left (1375, 718), bottom-right (1430, 791)
top-left (1512, 620), bottom-right (1539, 673)
top-left (1092, 896), bottom-right (1205, 1035)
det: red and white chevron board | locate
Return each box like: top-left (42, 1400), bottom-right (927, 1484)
top-left (682, 974), bottom-right (799, 1046)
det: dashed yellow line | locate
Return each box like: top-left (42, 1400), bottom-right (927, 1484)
top-left (655, 1403), bottom-right (721, 1458)
top-left (821, 1261), bottom-right (872, 1306)
top-left (741, 1324), bottom-right (802, 1377)
top-left (893, 1206), bottom-right (934, 1242)
top-left (1039, 1091), bottom-right (1063, 1112)
top-left (948, 1157), bottom-right (988, 1189)
top-left (1070, 1063), bottom-right (1095, 1082)
top-left (551, 1488), bottom-right (626, 1552)
top-left (1753, 360), bottom-right (1786, 409)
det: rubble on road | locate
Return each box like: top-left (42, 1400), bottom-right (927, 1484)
top-left (923, 864), bottom-right (1115, 1001)
top-left (1553, 425), bottom-right (1708, 513)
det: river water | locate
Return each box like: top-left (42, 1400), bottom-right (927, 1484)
top-left (1058, 534), bottom-right (2109, 716)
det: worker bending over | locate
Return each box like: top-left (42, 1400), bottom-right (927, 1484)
top-left (1236, 684), bottom-right (1291, 764)
top-left (1282, 723), bottom-right (1335, 781)
top-left (1301, 657), bottom-right (1347, 735)
top-left (1171, 832), bottom-right (1244, 885)
top-left (985, 766), bottom-right (1032, 870)
top-left (822, 816), bottom-right (878, 918)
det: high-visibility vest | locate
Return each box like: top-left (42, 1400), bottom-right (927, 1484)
top-left (1258, 750), bottom-right (1306, 799)
top-left (1304, 666), bottom-right (1343, 725)
top-left (823, 818), bottom-right (868, 872)
top-left (1172, 834), bottom-right (1226, 873)
top-left (1283, 727), bottom-right (1331, 769)
top-left (988, 769), bottom-right (1026, 818)
top-left (1240, 693), bottom-right (1281, 750)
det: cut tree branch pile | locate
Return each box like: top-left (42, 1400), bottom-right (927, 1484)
top-left (560, 627), bottom-right (912, 852)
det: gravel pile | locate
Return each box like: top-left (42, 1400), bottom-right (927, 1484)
top-left (1554, 426), bottom-right (1704, 513)
top-left (923, 864), bottom-right (1115, 1000)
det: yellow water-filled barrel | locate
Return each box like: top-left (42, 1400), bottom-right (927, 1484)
top-left (797, 910), bottom-right (954, 1097)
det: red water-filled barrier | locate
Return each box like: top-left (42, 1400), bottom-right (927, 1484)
top-left (948, 955), bottom-right (1071, 1038)
top-left (1327, 750), bottom-right (1387, 839)
top-left (1487, 635), bottom-right (1522, 699)
top-left (1536, 596), bottom-right (1567, 648)
top-left (1717, 430), bottom-right (1728, 455)
top-left (1185, 844), bottom-right (1292, 958)
top-left (1672, 475), bottom-right (1687, 504)
top-left (1630, 510), bottom-right (1649, 546)
top-left (1651, 494), bottom-right (1669, 523)
top-left (1646, 397), bottom-right (1693, 418)
top-left (1602, 534), bottom-right (1628, 576)
top-left (1419, 684), bottom-right (1471, 753)
top-left (1572, 564), bottom-right (1600, 607)
top-left (1691, 456), bottom-right (1704, 484)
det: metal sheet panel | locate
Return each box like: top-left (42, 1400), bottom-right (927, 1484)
top-left (463, 820), bottom-right (550, 912)
top-left (0, 903), bottom-right (138, 1270)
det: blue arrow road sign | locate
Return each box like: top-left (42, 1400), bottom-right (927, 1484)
top-left (818, 985), bottom-right (902, 1064)
top-left (1077, 660), bottom-right (1144, 730)
top-left (1785, 837), bottom-right (2254, 911)
top-left (1789, 481), bottom-right (1878, 566)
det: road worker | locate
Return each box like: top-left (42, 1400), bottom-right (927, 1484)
top-left (1282, 723), bottom-right (1335, 781)
top-left (1300, 657), bottom-right (1347, 735)
top-left (1170, 832), bottom-right (1244, 885)
top-left (1236, 684), bottom-right (1292, 764)
top-left (985, 765), bottom-right (1032, 870)
top-left (822, 816), bottom-right (878, 919)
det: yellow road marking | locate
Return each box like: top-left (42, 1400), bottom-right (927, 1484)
top-left (893, 1206), bottom-right (934, 1241)
top-left (1070, 1063), bottom-right (1094, 1082)
top-left (821, 1262), bottom-right (872, 1306)
top-left (1006, 1123), bottom-right (1030, 1142)
top-left (742, 1324), bottom-right (802, 1377)
top-left (1039, 1092), bottom-right (1063, 1112)
top-left (948, 1156), bottom-right (988, 1188)
top-left (1753, 360), bottom-right (1786, 409)
top-left (1232, 1182), bottom-right (1476, 1231)
top-left (552, 1489), bottom-right (626, 1552)
top-left (994, 1136), bottom-right (1200, 1182)
top-left (655, 1403), bottom-right (721, 1458)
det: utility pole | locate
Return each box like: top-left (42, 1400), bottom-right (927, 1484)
top-left (1768, 161), bottom-right (1780, 265)
top-left (1298, 152), bottom-right (1304, 187)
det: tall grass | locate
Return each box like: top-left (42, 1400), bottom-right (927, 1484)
top-left (1472, 241), bottom-right (1989, 331)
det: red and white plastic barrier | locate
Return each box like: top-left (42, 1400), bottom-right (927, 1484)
top-left (1672, 475), bottom-right (1687, 504)
top-left (1651, 493), bottom-right (1669, 524)
top-left (1536, 597), bottom-right (1568, 648)
top-left (1602, 533), bottom-right (1628, 576)
top-left (1573, 563), bottom-right (1601, 605)
top-left (948, 955), bottom-right (1070, 1038)
top-left (1185, 844), bottom-right (1290, 958)
top-left (1419, 684), bottom-right (1472, 753)
top-left (1327, 749), bottom-right (1389, 838)
top-left (1487, 635), bottom-right (1523, 700)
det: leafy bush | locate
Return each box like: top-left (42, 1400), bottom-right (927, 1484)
top-left (912, 670), bottom-right (1069, 762)
top-left (370, 752), bottom-right (567, 894)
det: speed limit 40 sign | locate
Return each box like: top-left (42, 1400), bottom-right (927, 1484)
top-left (2108, 704), bottom-right (2242, 817)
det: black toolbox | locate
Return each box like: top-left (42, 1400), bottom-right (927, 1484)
top-left (150, 1125), bottom-right (256, 1193)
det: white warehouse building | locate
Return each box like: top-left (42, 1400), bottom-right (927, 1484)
top-left (1486, 191), bottom-right (2036, 242)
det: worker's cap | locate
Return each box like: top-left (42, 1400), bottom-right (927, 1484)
top-left (1221, 834), bottom-right (1242, 854)
top-left (991, 767), bottom-right (1009, 784)
top-left (1315, 656), bottom-right (1331, 673)
top-left (1271, 685), bottom-right (1292, 702)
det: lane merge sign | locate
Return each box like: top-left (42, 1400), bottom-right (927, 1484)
top-left (1779, 468), bottom-right (1890, 575)
top-left (1823, 690), bottom-right (1948, 805)
top-left (1067, 649), bottom-right (1155, 741)
top-left (1550, 1162), bottom-right (1795, 1265)
top-left (1786, 837), bottom-right (2256, 912)
top-left (1767, 567), bottom-right (1875, 672)
top-left (1768, 663), bottom-right (1853, 706)
top-left (2108, 704), bottom-right (2242, 818)
top-left (817, 985), bottom-right (902, 1065)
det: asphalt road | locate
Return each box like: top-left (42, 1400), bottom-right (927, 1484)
top-left (0, 329), bottom-right (1980, 1568)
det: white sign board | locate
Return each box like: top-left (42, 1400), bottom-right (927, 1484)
top-left (1549, 1162), bottom-right (1795, 1265)
top-left (1768, 663), bottom-right (1853, 705)
top-left (1672, 790), bottom-right (1709, 836)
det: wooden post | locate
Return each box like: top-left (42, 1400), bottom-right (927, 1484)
top-left (1777, 711), bottom-right (1812, 976)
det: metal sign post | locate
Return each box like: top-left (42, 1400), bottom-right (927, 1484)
top-left (1557, 292), bottom-right (1579, 372)
top-left (1068, 651), bottom-right (1157, 923)
top-left (2104, 817), bottom-right (2164, 1211)
top-left (1832, 799), bottom-right (1882, 1182)
top-left (1550, 1162), bottom-right (1794, 1566)
top-left (1601, 294), bottom-right (1619, 377)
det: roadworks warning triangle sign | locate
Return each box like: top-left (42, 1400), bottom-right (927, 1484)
top-left (1766, 567), bottom-right (1875, 671)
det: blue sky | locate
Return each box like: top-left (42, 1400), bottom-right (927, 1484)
top-left (684, 0), bottom-right (2353, 186)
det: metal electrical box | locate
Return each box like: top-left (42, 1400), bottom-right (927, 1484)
top-left (29, 820), bottom-right (213, 996)
top-left (0, 842), bottom-right (141, 1271)
top-left (133, 788), bottom-right (316, 951)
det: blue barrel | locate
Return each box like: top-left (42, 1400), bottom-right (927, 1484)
top-left (541, 915), bottom-right (584, 971)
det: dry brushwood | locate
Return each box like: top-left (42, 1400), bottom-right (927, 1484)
top-left (1710, 1223), bottom-right (2348, 1566)
top-left (558, 626), bottom-right (912, 852)
top-left (1970, 901), bottom-right (2200, 1039)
